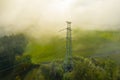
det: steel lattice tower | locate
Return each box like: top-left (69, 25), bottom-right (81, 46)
top-left (63, 21), bottom-right (73, 72)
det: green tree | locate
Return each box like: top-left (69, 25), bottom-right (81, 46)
top-left (0, 34), bottom-right (28, 76)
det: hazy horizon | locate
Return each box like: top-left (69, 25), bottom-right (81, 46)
top-left (0, 0), bottom-right (120, 37)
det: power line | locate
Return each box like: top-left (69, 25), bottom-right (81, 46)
top-left (0, 57), bottom-right (30, 73)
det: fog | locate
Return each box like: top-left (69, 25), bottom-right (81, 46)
top-left (0, 0), bottom-right (120, 37)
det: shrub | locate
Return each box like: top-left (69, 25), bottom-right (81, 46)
top-left (40, 61), bottom-right (64, 80)
top-left (39, 56), bottom-right (120, 80)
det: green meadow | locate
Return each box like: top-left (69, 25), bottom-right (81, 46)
top-left (25, 29), bottom-right (120, 64)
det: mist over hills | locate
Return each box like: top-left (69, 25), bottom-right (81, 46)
top-left (0, 0), bottom-right (120, 37)
top-left (1, 0), bottom-right (120, 79)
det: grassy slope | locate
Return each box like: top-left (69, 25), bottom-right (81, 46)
top-left (25, 36), bottom-right (66, 64)
top-left (25, 29), bottom-right (120, 64)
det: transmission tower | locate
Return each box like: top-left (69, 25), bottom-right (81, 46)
top-left (63, 21), bottom-right (73, 72)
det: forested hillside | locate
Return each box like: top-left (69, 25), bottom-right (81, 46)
top-left (1, 30), bottom-right (120, 80)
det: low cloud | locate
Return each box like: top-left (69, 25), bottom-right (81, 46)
top-left (0, 0), bottom-right (120, 37)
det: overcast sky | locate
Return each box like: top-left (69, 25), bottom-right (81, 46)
top-left (0, 0), bottom-right (120, 36)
